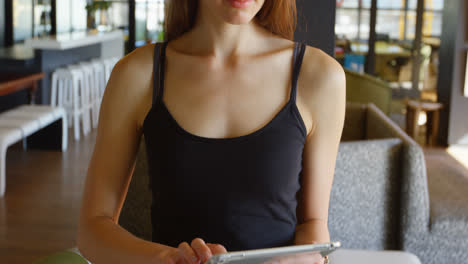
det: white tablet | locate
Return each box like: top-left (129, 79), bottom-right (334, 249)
top-left (204, 241), bottom-right (341, 264)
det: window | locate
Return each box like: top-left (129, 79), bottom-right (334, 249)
top-left (13, 0), bottom-right (33, 42)
top-left (56, 0), bottom-right (87, 33)
top-left (335, 0), bottom-right (445, 41)
top-left (135, 0), bottom-right (165, 47)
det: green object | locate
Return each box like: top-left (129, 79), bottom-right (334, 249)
top-left (85, 1), bottom-right (112, 12)
top-left (33, 250), bottom-right (89, 264)
top-left (157, 31), bottom-right (165, 42)
top-left (345, 69), bottom-right (392, 115)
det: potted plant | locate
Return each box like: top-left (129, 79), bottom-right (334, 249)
top-left (86, 1), bottom-right (113, 31)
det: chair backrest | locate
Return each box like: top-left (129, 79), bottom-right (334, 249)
top-left (329, 138), bottom-right (403, 250)
top-left (342, 102), bottom-right (367, 141)
top-left (118, 139), bottom-right (153, 241)
top-left (345, 69), bottom-right (392, 115)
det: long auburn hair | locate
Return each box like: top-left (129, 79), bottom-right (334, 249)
top-left (164, 0), bottom-right (297, 42)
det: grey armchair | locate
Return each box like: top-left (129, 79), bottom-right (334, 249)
top-left (329, 102), bottom-right (424, 251)
top-left (331, 103), bottom-right (468, 264)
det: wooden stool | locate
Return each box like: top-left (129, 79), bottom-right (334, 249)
top-left (405, 99), bottom-right (443, 146)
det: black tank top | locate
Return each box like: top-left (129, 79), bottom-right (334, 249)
top-left (142, 41), bottom-right (307, 251)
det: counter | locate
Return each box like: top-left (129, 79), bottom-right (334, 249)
top-left (24, 29), bottom-right (125, 60)
top-left (0, 44), bottom-right (35, 66)
top-left (25, 30), bottom-right (123, 50)
top-left (0, 30), bottom-right (125, 106)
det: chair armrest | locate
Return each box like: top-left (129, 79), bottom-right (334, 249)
top-left (329, 249), bottom-right (422, 264)
top-left (345, 70), bottom-right (392, 114)
top-left (330, 138), bottom-right (403, 250)
top-left (33, 248), bottom-right (91, 264)
top-left (400, 143), bottom-right (431, 234)
top-left (342, 102), bottom-right (367, 141)
top-left (365, 103), bottom-right (413, 143)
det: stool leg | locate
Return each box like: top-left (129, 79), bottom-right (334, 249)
top-left (92, 73), bottom-right (99, 129)
top-left (81, 76), bottom-right (91, 136)
top-left (96, 69), bottom-right (105, 126)
top-left (58, 79), bottom-right (64, 107)
top-left (432, 110), bottom-right (440, 146)
top-left (66, 79), bottom-right (73, 128)
top-left (87, 75), bottom-right (93, 133)
top-left (73, 77), bottom-right (81, 141)
top-left (406, 107), bottom-right (420, 140)
top-left (50, 73), bottom-right (58, 107)
top-left (80, 76), bottom-right (87, 136)
top-left (427, 110), bottom-right (440, 146)
top-left (100, 70), bottom-right (106, 99)
top-left (0, 145), bottom-right (7, 197)
top-left (61, 113), bottom-right (68, 151)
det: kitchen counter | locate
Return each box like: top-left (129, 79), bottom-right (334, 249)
top-left (24, 30), bottom-right (124, 51)
top-left (1, 29), bottom-right (125, 105)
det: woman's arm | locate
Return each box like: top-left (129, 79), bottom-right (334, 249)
top-left (76, 45), bottom-right (168, 264)
top-left (76, 45), bottom-right (225, 264)
top-left (294, 46), bottom-right (346, 245)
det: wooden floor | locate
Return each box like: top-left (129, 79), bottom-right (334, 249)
top-left (1, 127), bottom-right (468, 263)
top-left (425, 146), bottom-right (468, 180)
top-left (0, 129), bottom-right (97, 264)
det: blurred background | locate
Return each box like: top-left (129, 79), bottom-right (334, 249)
top-left (1, 1), bottom-right (468, 264)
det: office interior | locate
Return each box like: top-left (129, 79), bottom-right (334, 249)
top-left (0, 0), bottom-right (467, 263)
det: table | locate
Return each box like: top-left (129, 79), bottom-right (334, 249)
top-left (335, 41), bottom-right (412, 82)
top-left (0, 73), bottom-right (44, 104)
top-left (350, 41), bottom-right (411, 57)
top-left (405, 99), bottom-right (444, 146)
top-left (0, 44), bottom-right (36, 67)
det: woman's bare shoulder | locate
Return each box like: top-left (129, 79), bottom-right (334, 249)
top-left (102, 43), bottom-right (157, 129)
top-left (302, 45), bottom-right (345, 88)
top-left (299, 44), bottom-right (346, 102)
top-left (111, 43), bottom-right (156, 89)
top-left (297, 44), bottom-right (346, 136)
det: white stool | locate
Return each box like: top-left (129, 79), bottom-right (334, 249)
top-left (0, 105), bottom-right (68, 152)
top-left (103, 57), bottom-right (119, 84)
top-left (90, 58), bottom-right (107, 99)
top-left (77, 62), bottom-right (100, 129)
top-left (88, 59), bottom-right (106, 128)
top-left (50, 66), bottom-right (91, 141)
top-left (0, 127), bottom-right (21, 197)
top-left (0, 105), bottom-right (68, 197)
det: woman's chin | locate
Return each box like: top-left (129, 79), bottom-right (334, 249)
top-left (218, 0), bottom-right (263, 25)
top-left (220, 11), bottom-right (257, 25)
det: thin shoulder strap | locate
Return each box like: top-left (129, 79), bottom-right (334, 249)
top-left (291, 42), bottom-right (306, 103)
top-left (152, 41), bottom-right (168, 105)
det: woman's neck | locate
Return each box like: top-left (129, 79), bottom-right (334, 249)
top-left (176, 10), bottom-right (273, 60)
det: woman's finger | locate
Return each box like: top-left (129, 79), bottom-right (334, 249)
top-left (178, 242), bottom-right (200, 264)
top-left (206, 243), bottom-right (228, 255)
top-left (191, 238), bottom-right (212, 263)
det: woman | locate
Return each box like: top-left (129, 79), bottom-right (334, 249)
top-left (77, 0), bottom-right (346, 264)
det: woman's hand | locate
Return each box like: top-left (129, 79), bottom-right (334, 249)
top-left (156, 238), bottom-right (227, 264)
top-left (264, 252), bottom-right (325, 264)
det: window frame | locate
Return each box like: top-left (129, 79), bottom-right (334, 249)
top-left (336, 0), bottom-right (443, 41)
